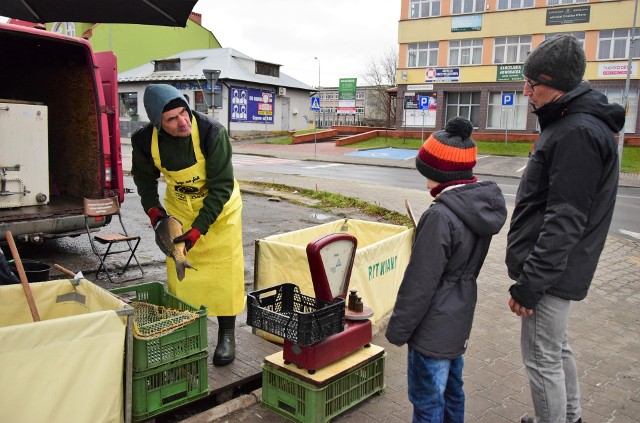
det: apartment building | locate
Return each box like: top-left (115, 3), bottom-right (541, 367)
top-left (396, 0), bottom-right (639, 138)
top-left (316, 86), bottom-right (393, 128)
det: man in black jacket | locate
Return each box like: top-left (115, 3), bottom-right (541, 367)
top-left (506, 35), bottom-right (625, 423)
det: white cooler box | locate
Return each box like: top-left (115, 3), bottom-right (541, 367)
top-left (0, 101), bottom-right (49, 208)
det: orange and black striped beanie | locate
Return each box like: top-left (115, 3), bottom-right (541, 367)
top-left (415, 117), bottom-right (477, 183)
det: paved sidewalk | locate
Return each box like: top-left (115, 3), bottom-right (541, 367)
top-left (188, 140), bottom-right (640, 422)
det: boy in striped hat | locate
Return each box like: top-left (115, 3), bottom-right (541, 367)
top-left (386, 117), bottom-right (507, 423)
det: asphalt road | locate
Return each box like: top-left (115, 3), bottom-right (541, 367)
top-left (4, 175), bottom-right (374, 290)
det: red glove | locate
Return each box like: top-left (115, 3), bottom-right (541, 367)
top-left (173, 228), bottom-right (201, 252)
top-left (147, 207), bottom-right (167, 227)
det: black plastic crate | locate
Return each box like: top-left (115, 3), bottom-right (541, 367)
top-left (247, 283), bottom-right (345, 346)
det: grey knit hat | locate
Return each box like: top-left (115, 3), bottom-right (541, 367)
top-left (523, 34), bottom-right (586, 92)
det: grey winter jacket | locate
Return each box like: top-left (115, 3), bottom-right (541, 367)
top-left (506, 82), bottom-right (625, 309)
top-left (385, 181), bottom-right (507, 359)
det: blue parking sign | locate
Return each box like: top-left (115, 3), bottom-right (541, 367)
top-left (502, 93), bottom-right (514, 106)
top-left (418, 95), bottom-right (430, 110)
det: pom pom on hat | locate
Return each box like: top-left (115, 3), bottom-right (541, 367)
top-left (415, 117), bottom-right (477, 183)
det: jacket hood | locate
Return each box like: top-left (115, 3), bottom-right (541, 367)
top-left (143, 84), bottom-right (192, 131)
top-left (535, 81), bottom-right (626, 133)
top-left (437, 181), bottom-right (507, 236)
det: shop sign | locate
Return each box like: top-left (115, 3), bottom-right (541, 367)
top-left (425, 67), bottom-right (460, 82)
top-left (407, 84), bottom-right (434, 91)
top-left (546, 5), bottom-right (590, 25)
top-left (230, 86), bottom-right (274, 123)
top-left (497, 64), bottom-right (524, 81)
top-left (598, 62), bottom-right (638, 78)
top-left (452, 14), bottom-right (482, 32)
top-left (338, 77), bottom-right (357, 115)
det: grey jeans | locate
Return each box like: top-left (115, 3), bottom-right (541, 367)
top-left (521, 294), bottom-right (582, 423)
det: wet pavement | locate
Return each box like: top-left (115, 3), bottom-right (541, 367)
top-left (173, 140), bottom-right (640, 423)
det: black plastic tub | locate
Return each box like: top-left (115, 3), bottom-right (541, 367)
top-left (8, 259), bottom-right (51, 283)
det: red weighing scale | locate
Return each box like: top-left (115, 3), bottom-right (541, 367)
top-left (282, 233), bottom-right (373, 373)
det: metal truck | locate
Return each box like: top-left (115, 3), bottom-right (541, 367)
top-left (0, 22), bottom-right (124, 242)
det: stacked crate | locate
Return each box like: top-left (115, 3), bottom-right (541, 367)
top-left (247, 283), bottom-right (386, 423)
top-left (111, 282), bottom-right (209, 422)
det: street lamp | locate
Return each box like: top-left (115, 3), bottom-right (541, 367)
top-left (618, 0), bottom-right (639, 171)
top-left (314, 56), bottom-right (321, 89)
top-left (313, 57), bottom-right (321, 157)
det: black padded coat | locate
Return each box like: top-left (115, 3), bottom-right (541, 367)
top-left (506, 82), bottom-right (625, 309)
top-left (385, 181), bottom-right (507, 359)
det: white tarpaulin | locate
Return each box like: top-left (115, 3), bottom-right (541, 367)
top-left (0, 279), bottom-right (128, 423)
top-left (255, 219), bottom-right (413, 324)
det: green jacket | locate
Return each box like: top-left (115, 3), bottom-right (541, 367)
top-left (131, 111), bottom-right (234, 234)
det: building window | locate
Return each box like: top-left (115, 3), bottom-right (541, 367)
top-left (445, 92), bottom-right (481, 126)
top-left (486, 92), bottom-right (528, 129)
top-left (356, 91), bottom-right (365, 100)
top-left (497, 0), bottom-right (534, 10)
top-left (451, 0), bottom-right (485, 14)
top-left (449, 39), bottom-right (483, 66)
top-left (51, 22), bottom-right (75, 36)
top-left (545, 32), bottom-right (585, 49)
top-left (598, 29), bottom-right (640, 60)
top-left (494, 36), bottom-right (531, 64)
top-left (119, 92), bottom-right (138, 118)
top-left (255, 61), bottom-right (280, 77)
top-left (408, 42), bottom-right (439, 67)
top-left (547, 0), bottom-right (587, 5)
top-left (194, 91), bottom-right (208, 113)
top-left (356, 107), bottom-right (365, 114)
top-left (410, 0), bottom-right (441, 18)
top-left (602, 89), bottom-right (638, 133)
top-left (154, 59), bottom-right (180, 72)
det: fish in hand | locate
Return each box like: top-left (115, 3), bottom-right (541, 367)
top-left (154, 215), bottom-right (196, 281)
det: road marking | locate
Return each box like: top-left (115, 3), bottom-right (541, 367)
top-left (232, 156), bottom-right (299, 167)
top-left (303, 163), bottom-right (344, 169)
top-left (619, 229), bottom-right (640, 240)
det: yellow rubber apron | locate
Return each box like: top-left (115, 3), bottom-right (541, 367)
top-left (151, 118), bottom-right (245, 316)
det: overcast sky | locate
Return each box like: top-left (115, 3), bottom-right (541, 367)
top-left (192, 1), bottom-right (400, 88)
top-left (1, 1), bottom-right (400, 88)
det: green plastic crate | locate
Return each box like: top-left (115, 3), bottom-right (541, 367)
top-left (262, 353), bottom-right (386, 423)
top-left (110, 281), bottom-right (208, 372)
top-left (131, 351), bottom-right (209, 421)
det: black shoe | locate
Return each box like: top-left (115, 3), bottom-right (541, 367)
top-left (213, 316), bottom-right (236, 366)
top-left (520, 414), bottom-right (536, 423)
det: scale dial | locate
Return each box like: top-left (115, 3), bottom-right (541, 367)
top-left (306, 233), bottom-right (357, 302)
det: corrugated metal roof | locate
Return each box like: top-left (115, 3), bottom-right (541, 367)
top-left (118, 47), bottom-right (313, 91)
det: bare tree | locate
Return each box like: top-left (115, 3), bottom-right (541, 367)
top-left (363, 47), bottom-right (398, 127)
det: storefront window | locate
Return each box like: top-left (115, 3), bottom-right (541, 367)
top-left (486, 92), bottom-right (528, 129)
top-left (194, 91), bottom-right (207, 113)
top-left (119, 92), bottom-right (138, 118)
top-left (445, 92), bottom-right (481, 127)
top-left (602, 89), bottom-right (638, 133)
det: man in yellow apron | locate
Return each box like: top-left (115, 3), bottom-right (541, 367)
top-left (131, 84), bottom-right (245, 365)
